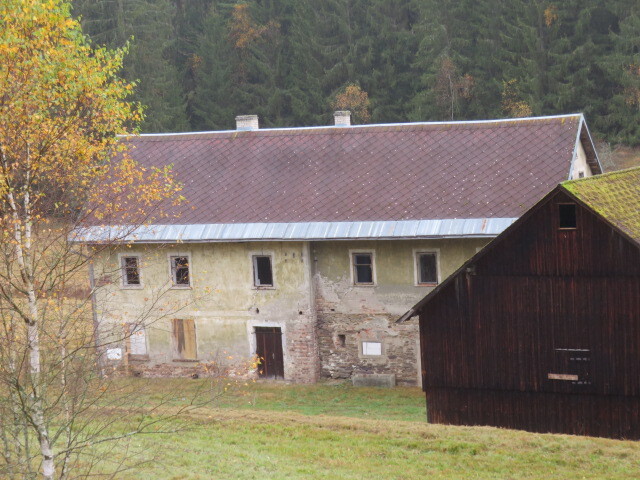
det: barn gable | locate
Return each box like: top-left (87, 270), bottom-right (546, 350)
top-left (408, 167), bottom-right (640, 438)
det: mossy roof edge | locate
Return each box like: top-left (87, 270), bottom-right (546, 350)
top-left (562, 166), bottom-right (640, 244)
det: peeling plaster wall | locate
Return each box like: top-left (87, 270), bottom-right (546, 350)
top-left (571, 142), bottom-right (594, 179)
top-left (93, 237), bottom-right (491, 385)
top-left (312, 239), bottom-right (489, 384)
top-left (94, 241), bottom-right (318, 383)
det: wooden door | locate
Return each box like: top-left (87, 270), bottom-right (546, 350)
top-left (255, 327), bottom-right (284, 379)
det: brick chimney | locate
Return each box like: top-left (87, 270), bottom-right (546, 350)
top-left (235, 115), bottom-right (259, 131)
top-left (333, 110), bottom-right (351, 127)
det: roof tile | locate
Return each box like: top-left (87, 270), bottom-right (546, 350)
top-left (121, 115), bottom-right (587, 224)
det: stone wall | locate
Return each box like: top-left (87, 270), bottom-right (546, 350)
top-left (312, 238), bottom-right (489, 386)
top-left (317, 312), bottom-right (419, 384)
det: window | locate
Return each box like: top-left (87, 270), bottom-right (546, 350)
top-left (170, 255), bottom-right (190, 286)
top-left (362, 341), bottom-right (382, 356)
top-left (559, 204), bottom-right (577, 229)
top-left (125, 323), bottom-right (147, 357)
top-left (337, 334), bottom-right (346, 347)
top-left (416, 252), bottom-right (438, 285)
top-left (172, 318), bottom-right (197, 360)
top-left (578, 171), bottom-right (585, 179)
top-left (352, 252), bottom-right (374, 285)
top-left (253, 255), bottom-right (274, 287)
top-left (121, 255), bottom-right (141, 287)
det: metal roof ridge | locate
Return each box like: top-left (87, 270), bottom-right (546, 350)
top-left (118, 113), bottom-right (584, 138)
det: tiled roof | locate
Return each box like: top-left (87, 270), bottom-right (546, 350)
top-left (563, 166), bottom-right (640, 244)
top-left (121, 114), bottom-right (595, 225)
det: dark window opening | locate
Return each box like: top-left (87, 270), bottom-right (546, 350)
top-left (559, 204), bottom-right (577, 229)
top-left (353, 253), bottom-right (373, 284)
top-left (417, 252), bottom-right (438, 284)
top-left (337, 334), bottom-right (346, 347)
top-left (171, 256), bottom-right (190, 286)
top-left (253, 255), bottom-right (273, 287)
top-left (122, 256), bottom-right (140, 286)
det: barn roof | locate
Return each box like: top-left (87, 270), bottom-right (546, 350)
top-left (80, 113), bottom-right (600, 242)
top-left (563, 166), bottom-right (640, 244)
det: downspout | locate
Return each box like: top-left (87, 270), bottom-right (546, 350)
top-left (304, 241), bottom-right (320, 382)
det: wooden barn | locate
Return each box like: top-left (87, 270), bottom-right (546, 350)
top-left (398, 167), bottom-right (640, 439)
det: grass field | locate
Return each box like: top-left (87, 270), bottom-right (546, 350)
top-left (89, 379), bottom-right (640, 480)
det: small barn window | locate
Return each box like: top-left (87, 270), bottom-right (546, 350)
top-left (352, 252), bottom-right (374, 285)
top-left (416, 252), bottom-right (438, 285)
top-left (121, 255), bottom-right (141, 287)
top-left (170, 255), bottom-right (190, 287)
top-left (362, 341), bottom-right (382, 356)
top-left (172, 318), bottom-right (197, 360)
top-left (253, 255), bottom-right (274, 287)
top-left (558, 204), bottom-right (577, 229)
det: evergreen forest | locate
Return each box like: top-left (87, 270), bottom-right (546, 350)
top-left (72, 0), bottom-right (640, 145)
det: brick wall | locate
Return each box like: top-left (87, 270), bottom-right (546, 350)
top-left (285, 315), bottom-right (320, 383)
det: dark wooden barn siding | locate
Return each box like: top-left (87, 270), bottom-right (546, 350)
top-left (420, 190), bottom-right (640, 438)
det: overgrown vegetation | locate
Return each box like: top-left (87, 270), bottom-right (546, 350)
top-left (0, 1), bottom-right (183, 478)
top-left (72, 0), bottom-right (640, 145)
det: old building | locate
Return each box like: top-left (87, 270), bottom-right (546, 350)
top-left (84, 112), bottom-right (601, 384)
top-left (402, 166), bottom-right (640, 438)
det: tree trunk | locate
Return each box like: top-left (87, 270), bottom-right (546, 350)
top-left (5, 173), bottom-right (56, 479)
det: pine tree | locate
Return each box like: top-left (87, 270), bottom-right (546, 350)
top-left (73, 0), bottom-right (188, 132)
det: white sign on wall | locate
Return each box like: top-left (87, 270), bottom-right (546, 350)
top-left (106, 348), bottom-right (122, 360)
top-left (362, 341), bottom-right (382, 356)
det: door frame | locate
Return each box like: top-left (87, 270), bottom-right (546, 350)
top-left (247, 320), bottom-right (288, 379)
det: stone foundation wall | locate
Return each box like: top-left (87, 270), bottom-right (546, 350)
top-left (317, 313), bottom-right (420, 385)
top-left (127, 361), bottom-right (213, 378)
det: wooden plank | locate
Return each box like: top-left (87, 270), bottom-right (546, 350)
top-left (172, 319), bottom-right (184, 357)
top-left (183, 319), bottom-right (197, 360)
top-left (548, 373), bottom-right (579, 381)
top-left (172, 318), bottom-right (197, 360)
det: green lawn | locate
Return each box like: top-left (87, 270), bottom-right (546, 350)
top-left (93, 380), bottom-right (640, 479)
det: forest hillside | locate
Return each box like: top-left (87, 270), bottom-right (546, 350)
top-left (72, 0), bottom-right (640, 150)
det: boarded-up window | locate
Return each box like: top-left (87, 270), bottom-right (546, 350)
top-left (126, 323), bottom-right (147, 357)
top-left (416, 252), bottom-right (438, 285)
top-left (172, 319), bottom-right (197, 360)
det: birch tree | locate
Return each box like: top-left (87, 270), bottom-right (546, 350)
top-left (0, 1), bottom-right (183, 478)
